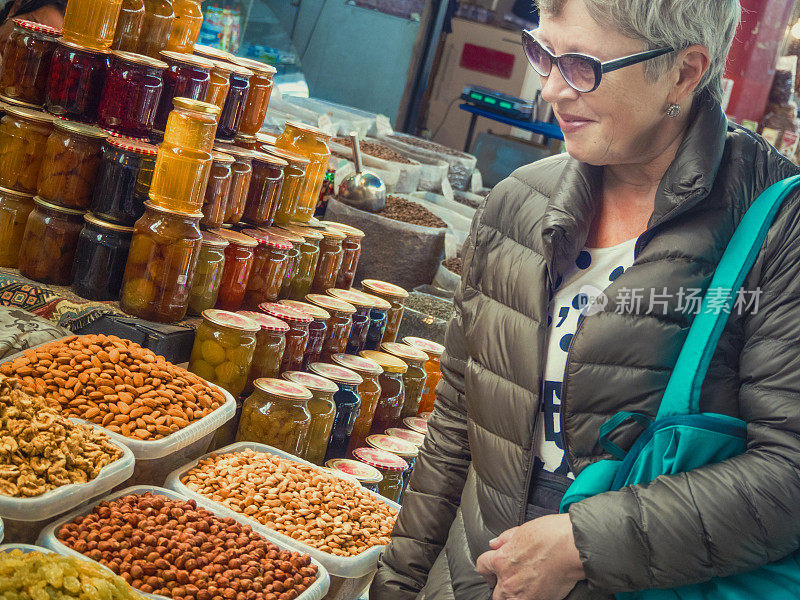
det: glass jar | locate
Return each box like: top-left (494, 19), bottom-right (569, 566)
top-left (242, 151), bottom-right (287, 227)
top-left (214, 143), bottom-right (254, 224)
top-left (404, 416), bottom-right (429, 436)
top-left (382, 342), bottom-right (428, 420)
top-left (278, 300), bottom-right (330, 369)
top-left (306, 294), bottom-right (356, 361)
top-left (404, 336), bottom-right (445, 415)
top-left (274, 122), bottom-right (331, 223)
top-left (279, 247), bottom-right (300, 301)
top-left (111, 0), bottom-right (144, 52)
top-left (322, 221), bottom-right (364, 289)
top-left (37, 120), bottom-right (108, 209)
top-left (0, 19), bottom-right (61, 106)
top-left (352, 447), bottom-right (408, 503)
top-left (386, 427), bottom-right (425, 448)
top-left (192, 43), bottom-right (232, 63)
top-left (200, 151), bottom-right (234, 229)
top-left (188, 309), bottom-right (259, 396)
top-left (233, 132), bottom-right (258, 150)
top-left (166, 0), bottom-right (202, 53)
top-left (97, 51), bottom-right (166, 138)
top-left (367, 434), bottom-right (418, 501)
top-left (229, 56), bottom-right (276, 136)
top-left (327, 288), bottom-right (376, 355)
top-left (361, 350), bottom-right (407, 434)
top-left (237, 378), bottom-right (312, 455)
top-left (216, 63), bottom-right (252, 141)
top-left (188, 230), bottom-right (228, 315)
top-left (266, 146), bottom-right (310, 225)
top-left (332, 353), bottom-right (384, 456)
top-left (45, 41), bottom-right (110, 123)
top-left (308, 363), bottom-right (363, 462)
top-left (0, 105), bottom-right (53, 193)
top-left (362, 279), bottom-right (409, 344)
top-left (0, 187), bottom-right (34, 268)
top-left (240, 229), bottom-right (293, 309)
top-left (153, 51), bottom-right (213, 131)
top-left (214, 229), bottom-right (257, 311)
top-left (283, 371), bottom-right (337, 465)
top-left (325, 458), bottom-right (383, 493)
top-left (61, 0), bottom-right (122, 51)
top-left (90, 137), bottom-right (156, 225)
top-left (136, 0), bottom-right (174, 59)
top-left (238, 311), bottom-right (288, 394)
top-left (18, 197), bottom-right (86, 284)
top-left (363, 293), bottom-right (391, 351)
top-left (310, 227), bottom-right (345, 294)
top-left (71, 214), bottom-right (133, 300)
top-left (278, 223), bottom-right (321, 300)
top-left (119, 202), bottom-right (202, 322)
top-left (260, 302), bottom-right (313, 374)
top-left (205, 61), bottom-right (231, 112)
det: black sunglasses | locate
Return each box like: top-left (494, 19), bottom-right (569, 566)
top-left (522, 30), bottom-right (674, 93)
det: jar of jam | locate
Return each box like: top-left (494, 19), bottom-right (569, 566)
top-left (310, 226), bottom-right (345, 294)
top-left (403, 336), bottom-right (445, 415)
top-left (352, 447), bottom-right (407, 503)
top-left (97, 51), bottom-right (167, 138)
top-left (90, 137), bottom-right (157, 225)
top-left (37, 120), bottom-right (108, 209)
top-left (136, 0), bottom-right (174, 59)
top-left (205, 60), bottom-right (231, 112)
top-left (259, 302), bottom-right (313, 374)
top-left (216, 62), bottom-right (252, 141)
top-left (367, 434), bottom-right (418, 501)
top-left (386, 427), bottom-right (425, 448)
top-left (71, 213), bottom-right (133, 300)
top-left (214, 143), bottom-right (254, 224)
top-left (200, 151), bottom-right (234, 229)
top-left (119, 202), bottom-right (202, 322)
top-left (283, 371), bottom-right (337, 465)
top-left (241, 229), bottom-right (293, 309)
top-left (362, 293), bottom-right (391, 351)
top-left (188, 309), bottom-right (259, 396)
top-left (153, 51), bottom-right (212, 131)
top-left (45, 41), bottom-right (110, 123)
top-left (0, 19), bottom-right (60, 107)
top-left (327, 288), bottom-right (376, 355)
top-left (322, 221), bottom-right (364, 289)
top-left (404, 416), bottom-right (429, 436)
top-left (325, 458), bottom-right (383, 493)
top-left (332, 353), bottom-right (384, 455)
top-left (266, 146), bottom-right (310, 225)
top-left (361, 279), bottom-right (409, 344)
top-left (278, 300), bottom-right (330, 369)
top-left (237, 378), bottom-right (312, 455)
top-left (188, 230), bottom-right (228, 315)
top-left (382, 342), bottom-right (428, 420)
top-left (111, 0), bottom-right (144, 52)
top-left (166, 0), bottom-right (202, 53)
top-left (233, 132), bottom-right (258, 150)
top-left (361, 350), bottom-right (407, 434)
top-left (61, 0), bottom-right (122, 51)
top-left (278, 223), bottom-right (321, 300)
top-left (214, 229), bottom-right (257, 311)
top-left (274, 122), bottom-right (331, 223)
top-left (307, 363), bottom-right (362, 462)
top-left (18, 197), bottom-right (86, 284)
top-left (0, 187), bottom-right (35, 268)
top-left (238, 311), bottom-right (289, 394)
top-left (229, 56), bottom-right (276, 136)
top-left (306, 294), bottom-right (356, 361)
top-left (242, 151), bottom-right (287, 227)
top-left (0, 105), bottom-right (53, 193)
top-left (192, 44), bottom-right (232, 63)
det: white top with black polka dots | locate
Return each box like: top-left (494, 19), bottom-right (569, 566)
top-left (534, 237), bottom-right (638, 478)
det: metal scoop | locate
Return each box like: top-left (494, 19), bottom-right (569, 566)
top-left (337, 132), bottom-right (386, 212)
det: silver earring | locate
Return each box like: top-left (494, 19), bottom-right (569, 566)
top-left (666, 103), bottom-right (681, 118)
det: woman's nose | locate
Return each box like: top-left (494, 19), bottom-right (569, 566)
top-left (540, 66), bottom-right (581, 105)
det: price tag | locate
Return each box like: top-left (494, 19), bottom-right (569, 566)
top-left (441, 176), bottom-right (454, 202)
top-left (318, 114), bottom-right (336, 136)
top-left (375, 114), bottom-right (393, 137)
top-left (470, 169), bottom-right (483, 193)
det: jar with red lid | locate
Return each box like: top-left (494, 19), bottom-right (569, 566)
top-left (238, 311), bottom-right (289, 394)
top-left (200, 151), bottom-right (234, 229)
top-left (90, 137), bottom-right (157, 225)
top-left (404, 336), bottom-right (445, 416)
top-left (309, 226), bottom-right (345, 294)
top-left (259, 302), bottom-right (312, 374)
top-left (278, 223), bottom-right (321, 300)
top-left (216, 62), bottom-right (252, 141)
top-left (71, 214), bottom-right (134, 300)
top-left (205, 60), bottom-right (230, 112)
top-left (241, 229), bottom-right (293, 309)
top-left (229, 56), bottom-right (276, 136)
top-left (242, 151), bottom-right (286, 227)
top-left (278, 300), bottom-right (330, 369)
top-left (188, 230), bottom-right (228, 315)
top-left (136, 0), bottom-right (174, 59)
top-left (306, 294), bottom-right (356, 361)
top-left (283, 370), bottom-right (337, 465)
top-left (382, 341), bottom-right (429, 420)
top-left (0, 186), bottom-right (35, 268)
top-left (214, 229), bottom-right (258, 311)
top-left (165, 0), bottom-right (202, 54)
top-left (352, 446), bottom-right (408, 503)
top-left (367, 434), bottom-right (418, 501)
top-left (363, 292), bottom-right (391, 351)
top-left (111, 0), bottom-right (144, 52)
top-left (328, 288), bottom-right (376, 355)
top-left (45, 41), bottom-right (110, 123)
top-left (308, 362), bottom-right (362, 462)
top-left (97, 51), bottom-right (167, 138)
top-left (214, 142), bottom-right (254, 224)
top-left (404, 416), bottom-right (428, 435)
top-left (0, 19), bottom-right (61, 106)
top-left (0, 105), bottom-right (53, 194)
top-left (333, 352), bottom-right (384, 455)
top-left (362, 279), bottom-right (409, 344)
top-left (361, 349), bottom-right (408, 433)
top-left (267, 146), bottom-right (310, 225)
top-left (61, 0), bottom-right (122, 51)
top-left (153, 50), bottom-right (212, 131)
top-left (323, 221), bottom-right (364, 290)
top-left (386, 427), bottom-right (425, 448)
top-left (325, 458), bottom-right (383, 493)
top-left (237, 378), bottom-right (312, 455)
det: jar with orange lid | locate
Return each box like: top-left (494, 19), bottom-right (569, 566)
top-left (307, 363), bottom-right (362, 462)
top-left (240, 229), bottom-right (293, 309)
top-left (328, 288), bottom-right (376, 355)
top-left (278, 300), bottom-right (329, 369)
top-left (18, 197), bottom-right (85, 284)
top-left (61, 0), bottom-right (122, 51)
top-left (119, 202), bottom-right (202, 322)
top-left (362, 292), bottom-right (391, 351)
top-left (166, 0), bottom-right (202, 53)
top-left (259, 302), bottom-right (313, 374)
top-left (325, 458), bottom-right (383, 493)
top-left (205, 60), bottom-right (231, 111)
top-left (154, 51), bottom-right (213, 131)
top-left (352, 446), bottom-right (408, 503)
top-left (361, 349), bottom-right (407, 433)
top-left (237, 378), bottom-right (312, 455)
top-left (242, 151), bottom-right (286, 227)
top-left (306, 294), bottom-right (355, 361)
top-left (188, 230), bottom-right (228, 314)
top-left (274, 121), bottom-right (331, 223)
top-left (111, 0), bottom-right (144, 52)
top-left (212, 229), bottom-right (257, 311)
top-left (278, 223), bottom-right (321, 300)
top-left (382, 342), bottom-right (428, 420)
top-left (266, 146), bottom-right (310, 225)
top-left (188, 309), bottom-right (259, 397)
top-left (309, 226), bottom-right (345, 294)
top-left (229, 56), bottom-right (276, 136)
top-left (404, 336), bottom-right (445, 415)
top-left (0, 19), bottom-right (60, 106)
top-left (0, 104), bottom-right (53, 193)
top-left (0, 186), bottom-right (34, 268)
top-left (214, 143), bottom-right (254, 224)
top-left (323, 221), bottom-right (364, 289)
top-left (200, 151), bottom-right (234, 229)
top-left (283, 370), bottom-right (337, 464)
top-left (332, 353), bottom-right (384, 455)
top-left (238, 311), bottom-right (288, 394)
top-left (90, 137), bottom-right (157, 225)
top-left (37, 120), bottom-right (108, 209)
top-left (367, 434), bottom-right (418, 501)
top-left (216, 62), bottom-right (253, 141)
top-left (136, 0), bottom-right (174, 59)
top-left (71, 214), bottom-right (134, 300)
top-left (386, 427), bottom-right (425, 448)
top-left (362, 279), bottom-right (409, 344)
top-left (45, 41), bottom-right (110, 123)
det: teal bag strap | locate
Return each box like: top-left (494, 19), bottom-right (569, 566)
top-left (599, 411), bottom-right (652, 459)
top-left (657, 175), bottom-right (800, 419)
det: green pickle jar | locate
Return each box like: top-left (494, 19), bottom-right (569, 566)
top-left (188, 230), bottom-right (228, 315)
top-left (277, 222), bottom-right (321, 300)
top-left (382, 342), bottom-right (429, 420)
top-left (283, 370), bottom-right (337, 465)
top-left (238, 311), bottom-right (289, 395)
top-left (352, 446), bottom-right (408, 503)
top-left (367, 433), bottom-right (419, 502)
top-left (325, 458), bottom-right (383, 494)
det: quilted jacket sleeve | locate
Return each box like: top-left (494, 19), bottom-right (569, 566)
top-left (568, 193), bottom-right (800, 593)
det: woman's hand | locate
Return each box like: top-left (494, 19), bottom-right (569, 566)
top-left (476, 513), bottom-right (586, 600)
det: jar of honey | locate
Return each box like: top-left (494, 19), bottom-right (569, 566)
top-left (362, 292), bottom-right (391, 351)
top-left (200, 151), bottom-right (234, 229)
top-left (153, 51), bottom-right (213, 131)
top-left (163, 95), bottom-right (219, 151)
top-left (259, 302), bottom-right (313, 374)
top-left (229, 56), bottom-right (276, 136)
top-left (111, 0), bottom-right (144, 52)
top-left (283, 370), bottom-right (337, 465)
top-left (361, 279), bottom-right (409, 344)
top-left (274, 121), bottom-right (331, 223)
top-left (305, 294), bottom-right (356, 361)
top-left (119, 202), bottom-right (203, 323)
top-left (0, 19), bottom-right (61, 107)
top-left (205, 60), bottom-right (231, 112)
top-left (327, 288), bottom-right (376, 355)
top-left (322, 221), bottom-right (364, 289)
top-left (361, 349), bottom-right (408, 434)
top-left (237, 378), bottom-right (312, 455)
top-left (278, 300), bottom-right (330, 369)
top-left (402, 337), bottom-right (445, 415)
top-left (382, 342), bottom-right (429, 420)
top-left (90, 137), bottom-right (157, 225)
top-left (0, 105), bottom-right (53, 193)
top-left (61, 0), bottom-right (122, 51)
top-left (216, 62), bottom-right (253, 141)
top-left (136, 0), bottom-right (174, 59)
top-left (0, 187), bottom-right (35, 268)
top-left (265, 146), bottom-right (310, 225)
top-left (238, 311), bottom-right (289, 394)
top-left (332, 353), bottom-right (384, 456)
top-left (307, 363), bottom-right (362, 462)
top-left (214, 229), bottom-right (258, 311)
top-left (166, 0), bottom-right (203, 53)
top-left (214, 142), bottom-right (254, 225)
top-left (188, 230), bottom-right (228, 315)
top-left (71, 214), bottom-right (134, 300)
top-left (278, 223), bottom-right (321, 300)
top-left (241, 229), bottom-right (293, 309)
top-left (45, 42), bottom-right (110, 123)
top-left (242, 151), bottom-right (286, 227)
top-left (352, 447), bottom-right (407, 503)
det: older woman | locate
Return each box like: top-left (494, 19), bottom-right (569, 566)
top-left (371, 0), bottom-right (800, 599)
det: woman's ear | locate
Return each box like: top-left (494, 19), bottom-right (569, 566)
top-left (670, 45), bottom-right (711, 104)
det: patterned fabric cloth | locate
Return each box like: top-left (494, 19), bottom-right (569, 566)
top-left (0, 306), bottom-right (70, 360)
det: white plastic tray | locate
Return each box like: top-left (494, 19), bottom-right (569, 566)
top-left (37, 485), bottom-right (330, 600)
top-left (164, 442), bottom-right (401, 579)
top-left (0, 543), bottom-right (52, 554)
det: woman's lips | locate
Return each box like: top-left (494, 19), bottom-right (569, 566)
top-left (556, 113), bottom-right (595, 133)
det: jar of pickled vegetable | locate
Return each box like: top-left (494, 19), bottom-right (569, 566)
top-left (360, 350), bottom-right (407, 434)
top-left (367, 434), bottom-right (418, 501)
top-left (404, 416), bottom-right (429, 436)
top-left (166, 0), bottom-right (202, 53)
top-left (229, 56), bottom-right (276, 136)
top-left (325, 458), bottom-right (383, 493)
top-left (259, 302), bottom-right (313, 374)
top-left (332, 353), bottom-right (383, 455)
top-left (278, 300), bottom-right (330, 369)
top-left (90, 137), bottom-right (156, 225)
top-left (188, 230), bottom-right (228, 314)
top-left (278, 223), bottom-right (321, 300)
top-left (61, 0), bottom-right (122, 51)
top-left (283, 371), bottom-right (337, 465)
top-left (192, 43), bottom-right (232, 63)
top-left (307, 363), bottom-right (362, 462)
top-left (241, 151), bottom-right (285, 227)
top-left (322, 221), bottom-right (364, 289)
top-left (189, 309), bottom-right (259, 396)
top-left (403, 336), bottom-right (445, 415)
top-left (45, 41), bottom-right (110, 123)
top-left (71, 214), bottom-right (133, 300)
top-left (279, 246), bottom-right (300, 301)
top-left (153, 51), bottom-right (212, 131)
top-left (0, 105), bottom-right (53, 193)
top-left (214, 143), bottom-right (254, 225)
top-left (216, 62), bottom-right (252, 141)
top-left (214, 229), bottom-right (257, 311)
top-left (266, 146), bottom-right (310, 225)
top-left (37, 120), bottom-right (108, 209)
top-left (205, 60), bottom-right (231, 111)
top-left (97, 51), bottom-right (167, 138)
top-left (352, 447), bottom-right (407, 503)
top-left (327, 288), bottom-right (375, 355)
top-left (119, 202), bottom-right (202, 322)
top-left (238, 310), bottom-right (288, 394)
top-left (362, 293), bottom-right (391, 351)
top-left (241, 229), bottom-right (293, 309)
top-left (111, 0), bottom-right (144, 52)
top-left (386, 427), bottom-right (425, 448)
top-left (0, 19), bottom-right (60, 106)
top-left (309, 226), bottom-right (345, 294)
top-left (0, 186), bottom-right (34, 268)
top-left (136, 0), bottom-right (174, 59)
top-left (361, 279), bottom-right (409, 344)
top-left (237, 378), bottom-right (312, 455)
top-left (382, 342), bottom-right (428, 420)
top-left (200, 151), bottom-right (234, 229)
top-left (306, 294), bottom-right (356, 361)
top-left (274, 122), bottom-right (331, 223)
top-left (18, 197), bottom-right (86, 284)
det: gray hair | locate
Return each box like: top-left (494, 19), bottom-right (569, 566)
top-left (535, 0), bottom-right (741, 102)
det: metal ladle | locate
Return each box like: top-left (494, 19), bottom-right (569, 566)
top-left (337, 132), bottom-right (386, 212)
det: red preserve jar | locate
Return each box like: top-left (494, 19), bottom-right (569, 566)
top-left (153, 50), bottom-right (212, 131)
top-left (45, 40), bottom-right (110, 123)
top-left (0, 19), bottom-right (61, 107)
top-left (214, 228), bottom-right (257, 311)
top-left (259, 302), bottom-right (313, 374)
top-left (97, 51), bottom-right (167, 138)
top-left (216, 62), bottom-right (252, 141)
top-left (241, 228), bottom-right (293, 309)
top-left (242, 150), bottom-right (287, 227)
